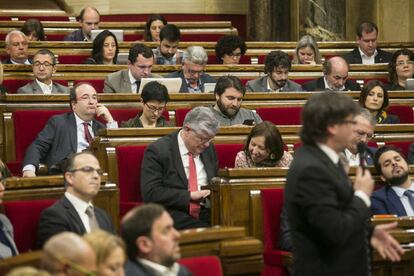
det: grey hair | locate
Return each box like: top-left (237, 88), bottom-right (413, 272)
top-left (358, 107), bottom-right (377, 127)
top-left (183, 46), bottom-right (208, 65)
top-left (5, 30), bottom-right (27, 47)
top-left (183, 106), bottom-right (219, 136)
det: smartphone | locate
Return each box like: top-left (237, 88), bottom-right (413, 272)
top-left (243, 119), bottom-right (255, 126)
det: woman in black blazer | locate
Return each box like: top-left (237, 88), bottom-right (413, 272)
top-left (84, 30), bottom-right (119, 65)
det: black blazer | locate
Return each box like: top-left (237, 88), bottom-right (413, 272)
top-left (64, 29), bottom-right (86, 41)
top-left (141, 130), bottom-right (218, 229)
top-left (22, 112), bottom-right (105, 172)
top-left (342, 48), bottom-right (392, 64)
top-left (302, 77), bottom-right (361, 91)
top-left (125, 260), bottom-right (192, 276)
top-left (165, 71), bottom-right (216, 93)
top-left (37, 196), bottom-right (114, 248)
top-left (285, 144), bottom-right (372, 276)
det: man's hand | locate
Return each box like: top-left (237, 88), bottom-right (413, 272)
top-left (22, 170), bottom-right (36, 177)
top-left (353, 166), bottom-right (374, 197)
top-left (371, 222), bottom-right (404, 262)
top-left (190, 190), bottom-right (210, 202)
top-left (96, 104), bottom-right (114, 123)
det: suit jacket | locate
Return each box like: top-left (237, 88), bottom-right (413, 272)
top-left (408, 143), bottom-right (414, 165)
top-left (125, 260), bottom-right (192, 276)
top-left (141, 130), bottom-right (218, 230)
top-left (17, 80), bottom-right (69, 94)
top-left (22, 112), bottom-right (105, 171)
top-left (103, 69), bottom-right (162, 93)
top-left (2, 58), bottom-right (32, 65)
top-left (342, 48), bottom-right (392, 64)
top-left (64, 29), bottom-right (86, 41)
top-left (0, 214), bottom-right (18, 259)
top-left (165, 71), bottom-right (216, 93)
top-left (371, 186), bottom-right (407, 216)
top-left (285, 144), bottom-right (372, 276)
top-left (246, 76), bottom-right (303, 92)
top-left (37, 196), bottom-right (114, 248)
top-left (302, 77), bottom-right (361, 92)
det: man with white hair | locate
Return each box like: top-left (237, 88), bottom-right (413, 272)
top-left (3, 30), bottom-right (31, 65)
top-left (165, 46), bottom-right (216, 93)
top-left (141, 106), bottom-right (219, 229)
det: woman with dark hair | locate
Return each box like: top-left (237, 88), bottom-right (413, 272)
top-left (359, 80), bottom-right (400, 124)
top-left (21, 19), bottom-right (45, 41)
top-left (144, 14), bottom-right (167, 42)
top-left (235, 121), bottom-right (293, 168)
top-left (215, 35), bottom-right (247, 64)
top-left (121, 81), bottom-right (170, 128)
top-left (84, 30), bottom-right (119, 65)
top-left (292, 35), bottom-right (322, 65)
top-left (387, 48), bottom-right (414, 90)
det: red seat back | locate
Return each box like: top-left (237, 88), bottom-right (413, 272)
top-left (178, 256), bottom-right (223, 276)
top-left (387, 106), bottom-right (414, 124)
top-left (256, 107), bottom-right (303, 125)
top-left (384, 141), bottom-right (412, 157)
top-left (261, 188), bottom-right (284, 253)
top-left (175, 108), bottom-right (192, 127)
top-left (3, 199), bottom-right (56, 253)
top-left (214, 144), bottom-right (244, 168)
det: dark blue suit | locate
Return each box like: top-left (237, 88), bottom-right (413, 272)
top-left (371, 186), bottom-right (407, 216)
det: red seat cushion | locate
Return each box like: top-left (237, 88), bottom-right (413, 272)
top-left (256, 107), bottom-right (303, 125)
top-left (384, 141), bottom-right (412, 157)
top-left (58, 54), bottom-right (90, 64)
top-left (175, 108), bottom-right (192, 127)
top-left (214, 144), bottom-right (244, 168)
top-left (387, 106), bottom-right (414, 124)
top-left (178, 256), bottom-right (222, 276)
top-left (2, 79), bottom-right (69, 94)
top-left (3, 199), bottom-right (56, 253)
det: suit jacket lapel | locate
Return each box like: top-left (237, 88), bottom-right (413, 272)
top-left (121, 70), bottom-right (132, 93)
top-left (172, 131), bottom-right (188, 186)
top-left (0, 215), bottom-right (18, 255)
top-left (179, 71), bottom-right (189, 92)
top-left (387, 187), bottom-right (408, 216)
top-left (31, 81), bottom-right (43, 94)
top-left (68, 113), bottom-right (78, 152)
top-left (61, 196), bottom-right (87, 233)
top-left (317, 77), bottom-right (326, 90)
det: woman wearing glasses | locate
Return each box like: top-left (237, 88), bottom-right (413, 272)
top-left (387, 48), bottom-right (414, 90)
top-left (121, 81), bottom-right (170, 128)
top-left (359, 80), bottom-right (400, 124)
top-left (215, 35), bottom-right (247, 65)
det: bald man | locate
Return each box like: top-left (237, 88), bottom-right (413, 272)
top-left (41, 232), bottom-right (96, 275)
top-left (302, 56), bottom-right (361, 91)
top-left (64, 7), bottom-right (100, 41)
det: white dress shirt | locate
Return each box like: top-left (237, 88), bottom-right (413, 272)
top-left (35, 79), bottom-right (53, 94)
top-left (128, 69), bottom-right (139, 93)
top-left (391, 181), bottom-right (414, 216)
top-left (359, 47), bottom-right (377, 65)
top-left (65, 191), bottom-right (95, 232)
top-left (344, 148), bottom-right (361, 166)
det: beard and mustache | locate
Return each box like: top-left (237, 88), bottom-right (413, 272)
top-left (386, 170), bottom-right (410, 186)
top-left (216, 99), bottom-right (240, 118)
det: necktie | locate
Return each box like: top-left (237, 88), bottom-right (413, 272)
top-left (85, 205), bottom-right (100, 231)
top-left (82, 122), bottom-right (93, 145)
top-left (135, 80), bottom-right (141, 93)
top-left (188, 153), bottom-right (200, 218)
top-left (404, 190), bottom-right (414, 212)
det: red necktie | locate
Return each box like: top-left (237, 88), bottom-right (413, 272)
top-left (188, 152), bottom-right (200, 218)
top-left (82, 122), bottom-right (93, 144)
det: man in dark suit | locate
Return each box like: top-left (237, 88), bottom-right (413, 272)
top-left (165, 46), bottom-right (216, 93)
top-left (37, 152), bottom-right (114, 248)
top-left (64, 7), bottom-right (100, 42)
top-left (17, 49), bottom-right (69, 94)
top-left (371, 145), bottom-right (414, 216)
top-left (342, 21), bottom-right (392, 65)
top-left (3, 30), bottom-right (31, 65)
top-left (141, 106), bottom-right (219, 230)
top-left (286, 92), bottom-right (403, 275)
top-left (22, 82), bottom-right (117, 177)
top-left (122, 204), bottom-right (191, 276)
top-left (302, 56), bottom-right (361, 91)
top-left (408, 143), bottom-right (414, 165)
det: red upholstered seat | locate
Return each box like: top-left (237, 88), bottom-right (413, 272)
top-left (384, 141), bottom-right (412, 157)
top-left (175, 108), bottom-right (192, 127)
top-left (214, 143), bottom-right (244, 168)
top-left (261, 188), bottom-right (290, 276)
top-left (387, 106), bottom-right (414, 124)
top-left (58, 54), bottom-right (90, 64)
top-left (74, 79), bottom-right (105, 93)
top-left (256, 107), bottom-right (303, 125)
top-left (178, 255), bottom-right (223, 276)
top-left (3, 199), bottom-right (56, 253)
top-left (116, 145), bottom-right (147, 217)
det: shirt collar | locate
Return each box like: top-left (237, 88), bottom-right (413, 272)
top-left (65, 191), bottom-right (93, 214)
top-left (139, 258), bottom-right (180, 276)
top-left (35, 78), bottom-right (53, 91)
top-left (358, 47), bottom-right (378, 59)
top-left (391, 181), bottom-right (414, 198)
top-left (266, 76), bottom-right (282, 92)
top-left (344, 148), bottom-right (358, 160)
top-left (317, 143), bottom-right (340, 164)
top-left (10, 58), bottom-right (30, 65)
top-left (177, 129), bottom-right (192, 156)
top-left (128, 69), bottom-right (138, 85)
top-left (323, 76), bottom-right (345, 91)
top-left (74, 112), bottom-right (92, 126)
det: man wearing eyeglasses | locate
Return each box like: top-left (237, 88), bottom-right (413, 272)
top-left (2, 30), bottom-right (31, 65)
top-left (17, 49), bottom-right (69, 94)
top-left (22, 82), bottom-right (117, 177)
top-left (302, 56), bottom-right (360, 91)
top-left (37, 152), bottom-right (114, 248)
top-left (103, 43), bottom-right (161, 93)
top-left (141, 106), bottom-right (219, 230)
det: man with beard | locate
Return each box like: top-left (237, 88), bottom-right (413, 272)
top-left (211, 76), bottom-right (262, 126)
top-left (371, 145), bottom-right (414, 216)
top-left (246, 50), bottom-right (303, 92)
top-left (153, 24), bottom-right (183, 65)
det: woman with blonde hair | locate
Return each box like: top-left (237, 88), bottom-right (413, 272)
top-left (292, 35), bottom-right (322, 65)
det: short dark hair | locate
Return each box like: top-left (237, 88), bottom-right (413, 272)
top-left (91, 30), bottom-right (119, 64)
top-left (79, 7), bottom-right (100, 22)
top-left (264, 51), bottom-right (291, 75)
top-left (388, 48), bottom-right (414, 85)
top-left (121, 204), bottom-right (166, 260)
top-left (356, 21), bottom-right (378, 37)
top-left (144, 14), bottom-right (168, 42)
top-left (69, 82), bottom-right (95, 108)
top-left (141, 81), bottom-right (169, 103)
top-left (21, 19), bottom-right (45, 41)
top-left (128, 43), bottom-right (154, 64)
top-left (214, 75), bottom-right (245, 96)
top-left (244, 121), bottom-right (285, 166)
top-left (359, 80), bottom-right (389, 113)
top-left (33, 48), bottom-right (56, 65)
top-left (159, 24), bottom-right (181, 43)
top-left (215, 35), bottom-right (247, 63)
top-left (300, 92), bottom-right (359, 144)
top-left (374, 145), bottom-right (407, 175)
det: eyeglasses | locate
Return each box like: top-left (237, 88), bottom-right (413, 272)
top-left (355, 130), bottom-right (374, 139)
top-left (145, 103), bottom-right (165, 113)
top-left (33, 61), bottom-right (54, 68)
top-left (69, 166), bottom-right (104, 176)
top-left (396, 60), bottom-right (414, 66)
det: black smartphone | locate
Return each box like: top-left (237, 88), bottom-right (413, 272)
top-left (243, 119), bottom-right (255, 126)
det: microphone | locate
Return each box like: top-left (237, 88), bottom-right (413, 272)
top-left (357, 142), bottom-right (367, 175)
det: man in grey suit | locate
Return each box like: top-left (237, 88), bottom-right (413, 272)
top-left (17, 49), bottom-right (69, 94)
top-left (22, 82), bottom-right (117, 177)
top-left (103, 44), bottom-right (160, 93)
top-left (165, 46), bottom-right (216, 93)
top-left (246, 50), bottom-right (302, 92)
top-left (122, 204), bottom-right (191, 276)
